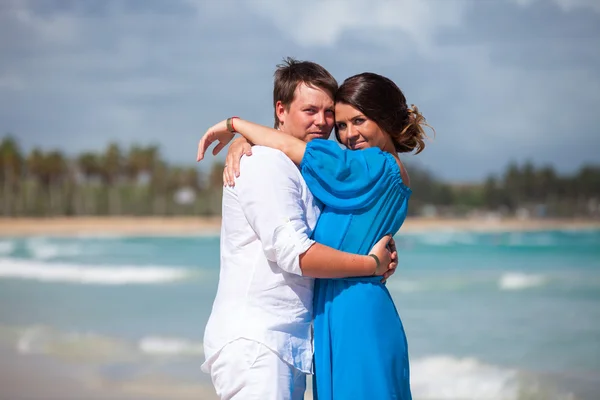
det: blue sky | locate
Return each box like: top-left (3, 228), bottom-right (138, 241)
top-left (1, 0), bottom-right (599, 181)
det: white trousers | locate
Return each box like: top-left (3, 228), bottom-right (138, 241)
top-left (210, 338), bottom-right (306, 400)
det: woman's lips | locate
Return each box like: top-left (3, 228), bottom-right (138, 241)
top-left (350, 142), bottom-right (366, 149)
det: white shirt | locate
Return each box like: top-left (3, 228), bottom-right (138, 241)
top-left (201, 146), bottom-right (321, 374)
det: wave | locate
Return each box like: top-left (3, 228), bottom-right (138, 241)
top-left (410, 355), bottom-right (575, 400)
top-left (411, 355), bottom-right (517, 399)
top-left (499, 272), bottom-right (546, 291)
top-left (15, 325), bottom-right (133, 360)
top-left (387, 279), bottom-right (424, 293)
top-left (387, 273), bottom-right (548, 293)
top-left (0, 240), bottom-right (15, 255)
top-left (7, 325), bottom-right (204, 360)
top-left (400, 228), bottom-right (600, 249)
top-left (3, 325), bottom-right (575, 399)
top-left (25, 238), bottom-right (82, 260)
top-left (138, 336), bottom-right (204, 356)
top-left (0, 258), bottom-right (190, 285)
top-left (401, 230), bottom-right (479, 247)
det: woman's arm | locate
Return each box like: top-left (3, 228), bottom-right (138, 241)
top-left (232, 119), bottom-right (306, 165)
top-left (196, 118), bottom-right (306, 165)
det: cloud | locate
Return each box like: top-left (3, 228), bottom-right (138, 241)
top-left (511, 0), bottom-right (600, 13)
top-left (249, 0), bottom-right (469, 51)
top-left (0, 0), bottom-right (599, 181)
top-left (1, 0), bottom-right (280, 156)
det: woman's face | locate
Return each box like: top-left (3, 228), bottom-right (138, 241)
top-left (335, 103), bottom-right (389, 151)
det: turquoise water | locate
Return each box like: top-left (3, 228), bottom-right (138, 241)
top-left (1, 228), bottom-right (599, 399)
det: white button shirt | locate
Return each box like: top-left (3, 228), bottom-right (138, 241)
top-left (201, 146), bottom-right (321, 374)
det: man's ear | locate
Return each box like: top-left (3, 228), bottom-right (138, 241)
top-left (275, 101), bottom-right (286, 126)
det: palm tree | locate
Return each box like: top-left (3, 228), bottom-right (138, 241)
top-left (151, 160), bottom-right (169, 215)
top-left (181, 167), bottom-right (200, 190)
top-left (78, 152), bottom-right (102, 181)
top-left (577, 165), bottom-right (600, 199)
top-left (536, 166), bottom-right (557, 204)
top-left (503, 162), bottom-right (522, 211)
top-left (100, 143), bottom-right (123, 214)
top-left (208, 161), bottom-right (225, 190)
top-left (25, 148), bottom-right (44, 215)
top-left (125, 145), bottom-right (144, 183)
top-left (0, 136), bottom-right (24, 216)
top-left (77, 152), bottom-right (102, 214)
top-left (140, 145), bottom-right (159, 179)
top-left (44, 151), bottom-right (68, 215)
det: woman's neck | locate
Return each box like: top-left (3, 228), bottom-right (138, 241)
top-left (381, 139), bottom-right (410, 187)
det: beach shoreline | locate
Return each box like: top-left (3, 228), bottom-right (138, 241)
top-left (0, 345), bottom-right (221, 400)
top-left (0, 216), bottom-right (598, 237)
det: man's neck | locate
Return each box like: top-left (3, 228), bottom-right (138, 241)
top-left (277, 125), bottom-right (295, 138)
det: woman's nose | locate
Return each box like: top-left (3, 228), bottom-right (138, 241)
top-left (347, 125), bottom-right (359, 138)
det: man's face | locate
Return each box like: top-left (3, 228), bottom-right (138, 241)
top-left (276, 83), bottom-right (335, 142)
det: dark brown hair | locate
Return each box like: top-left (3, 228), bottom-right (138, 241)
top-left (335, 72), bottom-right (433, 154)
top-left (273, 57), bottom-right (338, 128)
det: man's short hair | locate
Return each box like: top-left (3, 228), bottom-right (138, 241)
top-left (273, 57), bottom-right (338, 128)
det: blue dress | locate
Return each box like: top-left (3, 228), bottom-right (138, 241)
top-left (299, 140), bottom-right (412, 400)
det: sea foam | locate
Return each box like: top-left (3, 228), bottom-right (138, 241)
top-left (138, 336), bottom-right (204, 356)
top-left (411, 355), bottom-right (517, 399)
top-left (0, 258), bottom-right (189, 285)
top-left (499, 272), bottom-right (546, 291)
top-left (0, 240), bottom-right (15, 256)
top-left (13, 325), bottom-right (204, 359)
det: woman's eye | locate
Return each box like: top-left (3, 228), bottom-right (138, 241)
top-left (337, 123), bottom-right (346, 130)
top-left (353, 118), bottom-right (365, 125)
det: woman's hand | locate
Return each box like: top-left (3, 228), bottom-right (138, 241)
top-left (196, 120), bottom-right (236, 162)
top-left (381, 238), bottom-right (398, 283)
top-left (223, 138), bottom-right (252, 187)
top-left (368, 235), bottom-right (398, 280)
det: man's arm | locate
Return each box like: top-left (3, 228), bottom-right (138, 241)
top-left (299, 238), bottom-right (393, 278)
top-left (235, 149), bottom-right (394, 278)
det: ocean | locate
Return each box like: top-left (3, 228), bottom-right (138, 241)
top-left (0, 228), bottom-right (599, 399)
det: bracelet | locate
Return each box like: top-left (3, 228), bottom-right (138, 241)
top-left (226, 116), bottom-right (239, 133)
top-left (368, 254), bottom-right (380, 276)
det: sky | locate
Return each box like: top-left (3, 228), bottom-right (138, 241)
top-left (1, 0), bottom-right (599, 182)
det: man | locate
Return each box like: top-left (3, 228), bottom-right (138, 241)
top-left (198, 58), bottom-right (396, 400)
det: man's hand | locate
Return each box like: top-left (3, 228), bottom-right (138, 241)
top-left (368, 235), bottom-right (398, 281)
top-left (223, 138), bottom-right (252, 187)
top-left (196, 120), bottom-right (236, 162)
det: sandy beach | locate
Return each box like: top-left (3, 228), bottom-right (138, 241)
top-left (0, 345), bottom-right (221, 400)
top-left (0, 216), bottom-right (598, 236)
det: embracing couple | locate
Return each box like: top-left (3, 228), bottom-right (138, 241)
top-left (196, 58), bottom-right (432, 400)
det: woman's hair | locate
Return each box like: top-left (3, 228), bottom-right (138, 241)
top-left (334, 72), bottom-right (434, 154)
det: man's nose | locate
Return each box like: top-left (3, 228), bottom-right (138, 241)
top-left (314, 112), bottom-right (326, 127)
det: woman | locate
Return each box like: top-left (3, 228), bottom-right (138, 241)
top-left (197, 72), bottom-right (432, 399)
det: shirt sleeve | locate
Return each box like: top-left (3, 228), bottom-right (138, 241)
top-left (235, 147), bottom-right (315, 276)
top-left (299, 139), bottom-right (391, 210)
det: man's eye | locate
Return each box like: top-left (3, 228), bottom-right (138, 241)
top-left (305, 109), bottom-right (316, 114)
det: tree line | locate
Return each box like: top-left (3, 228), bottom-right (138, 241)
top-left (0, 136), bottom-right (224, 217)
top-left (1, 135), bottom-right (599, 218)
top-left (408, 161), bottom-right (600, 218)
